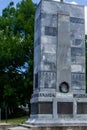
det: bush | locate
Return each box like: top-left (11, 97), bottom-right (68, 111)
top-left (1, 107), bottom-right (27, 119)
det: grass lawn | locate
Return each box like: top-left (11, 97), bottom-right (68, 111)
top-left (0, 116), bottom-right (28, 124)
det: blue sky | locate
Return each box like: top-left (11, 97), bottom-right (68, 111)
top-left (0, 0), bottom-right (87, 33)
top-left (33, 0), bottom-right (87, 5)
top-left (65, 0), bottom-right (87, 5)
top-left (0, 0), bottom-right (86, 15)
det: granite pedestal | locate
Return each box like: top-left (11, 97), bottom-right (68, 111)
top-left (26, 0), bottom-right (87, 126)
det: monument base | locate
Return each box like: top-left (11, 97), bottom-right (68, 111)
top-left (26, 125), bottom-right (87, 130)
top-left (8, 118), bottom-right (87, 130)
top-left (8, 122), bottom-right (87, 130)
top-left (8, 124), bottom-right (87, 130)
top-left (25, 118), bottom-right (87, 126)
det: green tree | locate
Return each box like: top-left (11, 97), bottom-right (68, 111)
top-left (0, 0), bottom-right (35, 117)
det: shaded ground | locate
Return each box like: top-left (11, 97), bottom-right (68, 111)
top-left (0, 116), bottom-right (28, 125)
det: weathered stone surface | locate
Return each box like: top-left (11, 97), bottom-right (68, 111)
top-left (7, 125), bottom-right (87, 130)
top-left (8, 127), bottom-right (29, 130)
top-left (27, 0), bottom-right (86, 125)
top-left (0, 123), bottom-right (12, 130)
top-left (31, 126), bottom-right (87, 130)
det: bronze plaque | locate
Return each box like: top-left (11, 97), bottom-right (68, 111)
top-left (77, 102), bottom-right (87, 114)
top-left (39, 102), bottom-right (53, 114)
top-left (58, 102), bottom-right (73, 114)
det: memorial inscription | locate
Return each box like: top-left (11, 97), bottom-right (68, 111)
top-left (45, 26), bottom-right (57, 36)
top-left (40, 71), bottom-right (56, 88)
top-left (31, 102), bottom-right (53, 114)
top-left (58, 102), bottom-right (73, 114)
top-left (70, 17), bottom-right (84, 24)
top-left (77, 102), bottom-right (87, 114)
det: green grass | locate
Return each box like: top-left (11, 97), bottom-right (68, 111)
top-left (1, 116), bottom-right (28, 124)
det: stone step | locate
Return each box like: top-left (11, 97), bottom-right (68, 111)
top-left (8, 125), bottom-right (87, 130)
top-left (8, 126), bottom-right (30, 130)
top-left (0, 123), bottom-right (12, 130)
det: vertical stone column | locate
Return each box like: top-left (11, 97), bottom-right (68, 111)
top-left (73, 100), bottom-right (77, 118)
top-left (53, 98), bottom-right (58, 119)
top-left (57, 11), bottom-right (71, 94)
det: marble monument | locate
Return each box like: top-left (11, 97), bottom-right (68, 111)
top-left (26, 0), bottom-right (87, 125)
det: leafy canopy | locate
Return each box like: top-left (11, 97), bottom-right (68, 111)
top-left (0, 0), bottom-right (35, 115)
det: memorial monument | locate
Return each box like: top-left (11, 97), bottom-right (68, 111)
top-left (26, 0), bottom-right (87, 125)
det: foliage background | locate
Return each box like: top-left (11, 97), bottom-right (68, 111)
top-left (0, 0), bottom-right (35, 118)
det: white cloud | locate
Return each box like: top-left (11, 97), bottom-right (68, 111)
top-left (85, 6), bottom-right (87, 34)
top-left (65, 0), bottom-right (78, 5)
top-left (69, 1), bottom-right (78, 5)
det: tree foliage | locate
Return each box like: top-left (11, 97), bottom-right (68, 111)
top-left (0, 0), bottom-right (35, 116)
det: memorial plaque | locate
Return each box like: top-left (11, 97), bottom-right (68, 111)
top-left (58, 102), bottom-right (73, 114)
top-left (77, 103), bottom-right (87, 114)
top-left (70, 17), bottom-right (84, 24)
top-left (45, 26), bottom-right (57, 36)
top-left (31, 102), bottom-right (53, 114)
top-left (38, 102), bottom-right (53, 114)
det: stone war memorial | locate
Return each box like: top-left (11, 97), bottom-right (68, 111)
top-left (26, 0), bottom-right (87, 128)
